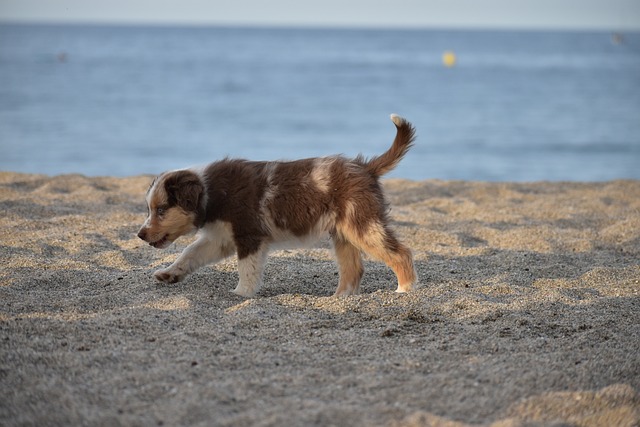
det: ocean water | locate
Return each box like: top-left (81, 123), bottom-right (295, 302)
top-left (0, 24), bottom-right (639, 182)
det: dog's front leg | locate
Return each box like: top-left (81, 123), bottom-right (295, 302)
top-left (233, 245), bottom-right (268, 298)
top-left (154, 235), bottom-right (234, 284)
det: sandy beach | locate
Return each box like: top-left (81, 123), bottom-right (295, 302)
top-left (1, 171), bottom-right (638, 426)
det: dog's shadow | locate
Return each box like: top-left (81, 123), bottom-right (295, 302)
top-left (149, 255), bottom-right (406, 301)
top-left (161, 252), bottom-right (399, 299)
top-left (259, 255), bottom-right (403, 297)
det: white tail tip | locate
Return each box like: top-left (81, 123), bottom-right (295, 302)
top-left (390, 113), bottom-right (406, 127)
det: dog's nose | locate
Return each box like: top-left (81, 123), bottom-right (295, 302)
top-left (137, 229), bottom-right (147, 241)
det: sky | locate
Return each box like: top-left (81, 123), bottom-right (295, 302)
top-left (0, 0), bottom-right (639, 30)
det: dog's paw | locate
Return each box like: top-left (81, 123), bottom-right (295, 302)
top-left (153, 268), bottom-right (184, 284)
top-left (396, 279), bottom-right (419, 293)
top-left (232, 283), bottom-right (258, 298)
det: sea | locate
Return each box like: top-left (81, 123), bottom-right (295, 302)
top-left (1, 24), bottom-right (639, 182)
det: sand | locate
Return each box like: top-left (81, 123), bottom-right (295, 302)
top-left (0, 171), bottom-right (638, 426)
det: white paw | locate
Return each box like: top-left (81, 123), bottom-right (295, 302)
top-left (153, 268), bottom-right (185, 284)
top-left (232, 283), bottom-right (258, 298)
top-left (396, 280), bottom-right (419, 293)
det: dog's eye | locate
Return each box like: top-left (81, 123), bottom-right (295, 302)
top-left (156, 207), bottom-right (166, 217)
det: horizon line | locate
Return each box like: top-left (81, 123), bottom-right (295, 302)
top-left (2, 19), bottom-right (639, 33)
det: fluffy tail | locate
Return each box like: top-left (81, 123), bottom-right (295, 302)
top-left (364, 114), bottom-right (416, 177)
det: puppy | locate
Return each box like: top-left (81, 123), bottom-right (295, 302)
top-left (137, 114), bottom-right (418, 297)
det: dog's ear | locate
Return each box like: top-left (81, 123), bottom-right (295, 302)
top-left (164, 171), bottom-right (204, 212)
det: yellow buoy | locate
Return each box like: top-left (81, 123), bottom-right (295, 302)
top-left (442, 51), bottom-right (457, 68)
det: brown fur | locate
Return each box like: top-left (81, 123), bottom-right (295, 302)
top-left (137, 114), bottom-right (418, 297)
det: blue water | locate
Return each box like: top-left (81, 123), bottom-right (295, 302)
top-left (1, 24), bottom-right (639, 181)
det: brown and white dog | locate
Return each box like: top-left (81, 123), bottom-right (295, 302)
top-left (137, 114), bottom-right (418, 297)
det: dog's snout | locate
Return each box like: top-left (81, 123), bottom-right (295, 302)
top-left (137, 229), bottom-right (147, 241)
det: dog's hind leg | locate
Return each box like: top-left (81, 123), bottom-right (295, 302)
top-left (339, 221), bottom-right (417, 293)
top-left (332, 236), bottom-right (364, 296)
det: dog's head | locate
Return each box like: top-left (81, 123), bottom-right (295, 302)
top-left (137, 170), bottom-right (204, 249)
